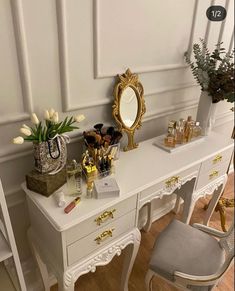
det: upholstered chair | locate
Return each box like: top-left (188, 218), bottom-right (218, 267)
top-left (145, 219), bottom-right (234, 291)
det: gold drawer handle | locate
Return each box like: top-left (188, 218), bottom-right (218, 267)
top-left (95, 228), bottom-right (115, 244)
top-left (212, 155), bottom-right (222, 164)
top-left (95, 209), bottom-right (116, 226)
top-left (209, 170), bottom-right (219, 179)
top-left (165, 176), bottom-right (180, 188)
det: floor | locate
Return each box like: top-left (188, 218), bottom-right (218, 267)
top-left (0, 262), bottom-right (15, 291)
top-left (50, 173), bottom-right (235, 291)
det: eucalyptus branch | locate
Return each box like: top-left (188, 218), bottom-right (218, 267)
top-left (185, 39), bottom-right (235, 104)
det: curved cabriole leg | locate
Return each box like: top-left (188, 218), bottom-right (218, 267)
top-left (143, 202), bottom-right (153, 232)
top-left (173, 196), bottom-right (182, 214)
top-left (27, 228), bottom-right (51, 291)
top-left (120, 229), bottom-right (141, 291)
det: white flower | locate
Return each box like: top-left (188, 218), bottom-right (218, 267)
top-left (49, 108), bottom-right (55, 119)
top-left (22, 124), bottom-right (30, 130)
top-left (74, 114), bottom-right (85, 122)
top-left (13, 136), bottom-right (24, 144)
top-left (20, 127), bottom-right (31, 136)
top-left (44, 110), bottom-right (50, 120)
top-left (52, 112), bottom-right (59, 123)
top-left (31, 113), bottom-right (39, 125)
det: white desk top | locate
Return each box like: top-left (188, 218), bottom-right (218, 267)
top-left (23, 132), bottom-right (233, 232)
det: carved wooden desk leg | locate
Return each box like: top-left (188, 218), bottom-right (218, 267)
top-left (173, 196), bottom-right (182, 214)
top-left (143, 202), bottom-right (153, 232)
top-left (120, 229), bottom-right (141, 291)
top-left (27, 228), bottom-right (52, 291)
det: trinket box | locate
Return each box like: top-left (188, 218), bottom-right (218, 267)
top-left (93, 177), bottom-right (120, 199)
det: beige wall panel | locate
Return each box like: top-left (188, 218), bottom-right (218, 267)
top-left (0, 0), bottom-right (24, 115)
top-left (96, 0), bottom-right (195, 77)
top-left (21, 0), bottom-right (61, 111)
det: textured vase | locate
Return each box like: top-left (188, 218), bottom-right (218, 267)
top-left (33, 135), bottom-right (68, 174)
top-left (196, 91), bottom-right (217, 136)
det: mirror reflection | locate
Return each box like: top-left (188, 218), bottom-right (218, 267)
top-left (120, 87), bottom-right (138, 128)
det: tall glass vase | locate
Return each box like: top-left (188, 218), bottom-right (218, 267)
top-left (196, 91), bottom-right (217, 136)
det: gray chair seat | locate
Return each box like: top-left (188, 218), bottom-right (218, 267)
top-left (150, 219), bottom-right (225, 282)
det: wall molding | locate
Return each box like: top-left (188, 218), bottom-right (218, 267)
top-left (57, 0), bottom-right (198, 112)
top-left (144, 99), bottom-right (198, 123)
top-left (217, 0), bottom-right (230, 44)
top-left (228, 27), bottom-right (234, 53)
top-left (56, 0), bottom-right (70, 112)
top-left (0, 112), bottom-right (29, 126)
top-left (10, 0), bottom-right (33, 114)
top-left (204, 0), bottom-right (216, 45)
top-left (61, 80), bottom-right (198, 112)
top-left (94, 0), bottom-right (198, 79)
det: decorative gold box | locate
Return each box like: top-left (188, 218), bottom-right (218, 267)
top-left (26, 168), bottom-right (66, 197)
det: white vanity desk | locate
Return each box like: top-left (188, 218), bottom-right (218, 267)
top-left (23, 131), bottom-right (233, 291)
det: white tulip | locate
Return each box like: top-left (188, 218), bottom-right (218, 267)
top-left (44, 110), bottom-right (50, 120)
top-left (49, 108), bottom-right (55, 118)
top-left (31, 113), bottom-right (39, 125)
top-left (74, 114), bottom-right (85, 122)
top-left (52, 112), bottom-right (59, 123)
top-left (22, 124), bottom-right (30, 130)
top-left (13, 136), bottom-right (24, 144)
top-left (20, 127), bottom-right (31, 136)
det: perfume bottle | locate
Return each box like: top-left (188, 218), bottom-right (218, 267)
top-left (164, 123), bottom-right (176, 147)
top-left (66, 160), bottom-right (82, 196)
top-left (175, 121), bottom-right (184, 144)
top-left (184, 116), bottom-right (194, 143)
top-left (193, 122), bottom-right (202, 137)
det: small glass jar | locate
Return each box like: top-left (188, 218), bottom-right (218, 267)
top-left (193, 122), bottom-right (202, 137)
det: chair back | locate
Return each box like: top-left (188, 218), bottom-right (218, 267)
top-left (220, 224), bottom-right (234, 256)
top-left (218, 219), bottom-right (234, 277)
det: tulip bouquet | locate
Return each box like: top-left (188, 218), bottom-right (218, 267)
top-left (13, 109), bottom-right (85, 175)
top-left (13, 109), bottom-right (85, 144)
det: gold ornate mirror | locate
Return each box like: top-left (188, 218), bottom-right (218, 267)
top-left (113, 69), bottom-right (146, 151)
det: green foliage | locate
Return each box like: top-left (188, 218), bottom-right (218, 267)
top-left (185, 39), bottom-right (235, 103)
top-left (24, 117), bottom-right (78, 143)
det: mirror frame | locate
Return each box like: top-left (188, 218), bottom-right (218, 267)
top-left (113, 69), bottom-right (146, 151)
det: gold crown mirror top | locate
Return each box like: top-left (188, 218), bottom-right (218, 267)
top-left (112, 69), bottom-right (146, 151)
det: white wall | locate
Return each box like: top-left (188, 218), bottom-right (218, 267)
top-left (0, 0), bottom-right (234, 260)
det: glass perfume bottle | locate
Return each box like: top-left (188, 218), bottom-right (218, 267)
top-left (175, 121), bottom-right (184, 144)
top-left (66, 160), bottom-right (82, 196)
top-left (164, 126), bottom-right (176, 147)
top-left (184, 116), bottom-right (194, 143)
top-left (193, 122), bottom-right (202, 137)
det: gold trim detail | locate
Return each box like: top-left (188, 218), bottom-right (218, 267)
top-left (113, 69), bottom-right (146, 151)
top-left (209, 170), bottom-right (219, 179)
top-left (165, 176), bottom-right (180, 188)
top-left (94, 228), bottom-right (115, 244)
top-left (212, 155), bottom-right (222, 164)
top-left (95, 209), bottom-right (116, 226)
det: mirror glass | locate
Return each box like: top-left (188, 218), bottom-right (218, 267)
top-left (120, 87), bottom-right (138, 128)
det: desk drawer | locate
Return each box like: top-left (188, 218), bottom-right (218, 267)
top-left (65, 195), bottom-right (137, 245)
top-left (195, 162), bottom-right (229, 191)
top-left (67, 210), bottom-right (136, 266)
top-left (140, 165), bottom-right (199, 205)
top-left (200, 148), bottom-right (233, 173)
